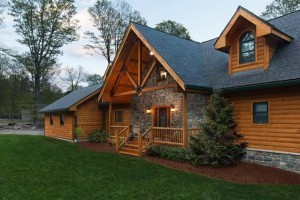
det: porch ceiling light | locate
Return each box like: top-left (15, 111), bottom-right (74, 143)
top-left (146, 107), bottom-right (151, 114)
top-left (170, 104), bottom-right (175, 112)
top-left (149, 51), bottom-right (154, 56)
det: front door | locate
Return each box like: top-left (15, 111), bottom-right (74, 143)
top-left (153, 107), bottom-right (170, 127)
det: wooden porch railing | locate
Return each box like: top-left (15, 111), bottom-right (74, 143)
top-left (138, 127), bottom-right (153, 156)
top-left (110, 125), bottom-right (128, 138)
top-left (114, 125), bottom-right (130, 151)
top-left (151, 127), bottom-right (184, 146)
top-left (187, 128), bottom-right (200, 137)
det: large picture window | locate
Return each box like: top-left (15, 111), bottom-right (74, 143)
top-left (239, 31), bottom-right (255, 64)
top-left (253, 102), bottom-right (268, 124)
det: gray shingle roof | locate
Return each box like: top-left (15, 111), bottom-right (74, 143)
top-left (39, 84), bottom-right (102, 113)
top-left (132, 9), bottom-right (300, 91)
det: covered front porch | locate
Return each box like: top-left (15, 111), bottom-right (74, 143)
top-left (98, 24), bottom-right (205, 156)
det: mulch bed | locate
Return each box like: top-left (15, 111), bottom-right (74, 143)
top-left (78, 141), bottom-right (300, 185)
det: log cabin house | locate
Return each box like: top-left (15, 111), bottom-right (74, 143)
top-left (98, 6), bottom-right (300, 173)
top-left (40, 84), bottom-right (105, 141)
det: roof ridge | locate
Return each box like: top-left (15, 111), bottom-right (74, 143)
top-left (131, 22), bottom-right (202, 45)
top-left (267, 9), bottom-right (300, 22)
top-left (199, 37), bottom-right (218, 44)
top-left (72, 83), bottom-right (101, 92)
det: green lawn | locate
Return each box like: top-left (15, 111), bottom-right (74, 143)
top-left (0, 135), bottom-right (299, 200)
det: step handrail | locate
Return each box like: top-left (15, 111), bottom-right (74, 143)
top-left (138, 127), bottom-right (153, 156)
top-left (115, 125), bottom-right (130, 151)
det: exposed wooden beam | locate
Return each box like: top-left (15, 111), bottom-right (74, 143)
top-left (141, 59), bottom-right (157, 88)
top-left (129, 59), bottom-right (148, 65)
top-left (114, 90), bottom-right (137, 97)
top-left (108, 103), bottom-right (112, 136)
top-left (110, 70), bottom-right (125, 97)
top-left (138, 40), bottom-right (142, 86)
top-left (112, 83), bottom-right (176, 97)
top-left (125, 70), bottom-right (138, 88)
top-left (109, 40), bottom-right (139, 97)
top-left (98, 27), bottom-right (135, 102)
top-left (102, 93), bottom-right (132, 103)
top-left (119, 84), bottom-right (135, 88)
top-left (124, 41), bottom-right (139, 68)
top-left (142, 83), bottom-right (176, 93)
top-left (183, 93), bottom-right (188, 147)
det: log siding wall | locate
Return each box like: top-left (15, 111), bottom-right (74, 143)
top-left (227, 86), bottom-right (300, 153)
top-left (76, 95), bottom-right (106, 140)
top-left (44, 113), bottom-right (74, 140)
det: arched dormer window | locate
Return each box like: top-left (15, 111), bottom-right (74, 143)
top-left (239, 31), bottom-right (255, 64)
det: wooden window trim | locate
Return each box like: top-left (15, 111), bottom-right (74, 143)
top-left (60, 114), bottom-right (64, 126)
top-left (237, 29), bottom-right (257, 66)
top-left (114, 110), bottom-right (123, 123)
top-left (50, 114), bottom-right (54, 125)
top-left (251, 100), bottom-right (270, 126)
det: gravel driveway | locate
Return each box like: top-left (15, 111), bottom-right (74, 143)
top-left (0, 129), bottom-right (44, 135)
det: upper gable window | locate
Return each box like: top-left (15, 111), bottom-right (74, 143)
top-left (239, 31), bottom-right (255, 64)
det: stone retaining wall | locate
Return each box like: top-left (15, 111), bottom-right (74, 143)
top-left (244, 149), bottom-right (300, 173)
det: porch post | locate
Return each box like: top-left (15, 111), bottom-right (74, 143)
top-left (108, 102), bottom-right (112, 136)
top-left (183, 92), bottom-right (188, 147)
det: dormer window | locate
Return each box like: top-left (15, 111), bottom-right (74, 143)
top-left (239, 31), bottom-right (255, 64)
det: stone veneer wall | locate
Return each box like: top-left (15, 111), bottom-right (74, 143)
top-left (244, 149), bottom-right (300, 173)
top-left (131, 88), bottom-right (183, 132)
top-left (187, 93), bottom-right (207, 128)
top-left (130, 63), bottom-right (207, 132)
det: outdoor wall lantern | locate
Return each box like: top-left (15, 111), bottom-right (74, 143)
top-left (146, 107), bottom-right (152, 114)
top-left (149, 51), bottom-right (154, 56)
top-left (170, 104), bottom-right (175, 112)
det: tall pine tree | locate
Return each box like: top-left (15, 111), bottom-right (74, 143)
top-left (189, 90), bottom-right (247, 166)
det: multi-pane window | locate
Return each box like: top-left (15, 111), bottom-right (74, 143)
top-left (115, 111), bottom-right (123, 122)
top-left (253, 102), bottom-right (268, 124)
top-left (50, 114), bottom-right (54, 125)
top-left (239, 31), bottom-right (255, 64)
top-left (60, 114), bottom-right (64, 125)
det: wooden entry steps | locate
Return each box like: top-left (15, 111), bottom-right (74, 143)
top-left (118, 140), bottom-right (139, 156)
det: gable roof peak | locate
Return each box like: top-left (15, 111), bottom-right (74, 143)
top-left (131, 22), bottom-right (199, 44)
top-left (214, 6), bottom-right (293, 53)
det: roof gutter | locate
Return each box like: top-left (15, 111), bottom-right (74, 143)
top-left (222, 78), bottom-right (300, 93)
top-left (185, 84), bottom-right (213, 92)
top-left (39, 108), bottom-right (69, 114)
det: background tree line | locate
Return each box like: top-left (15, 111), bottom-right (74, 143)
top-left (0, 0), bottom-right (298, 124)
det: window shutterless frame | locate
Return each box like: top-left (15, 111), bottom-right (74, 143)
top-left (239, 31), bottom-right (255, 64)
top-left (60, 114), bottom-right (64, 125)
top-left (50, 114), bottom-right (54, 125)
top-left (253, 102), bottom-right (268, 124)
top-left (114, 111), bottom-right (123, 122)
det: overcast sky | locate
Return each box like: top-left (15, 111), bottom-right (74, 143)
top-left (0, 0), bottom-right (274, 79)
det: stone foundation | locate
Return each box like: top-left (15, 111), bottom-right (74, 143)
top-left (244, 149), bottom-right (300, 173)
